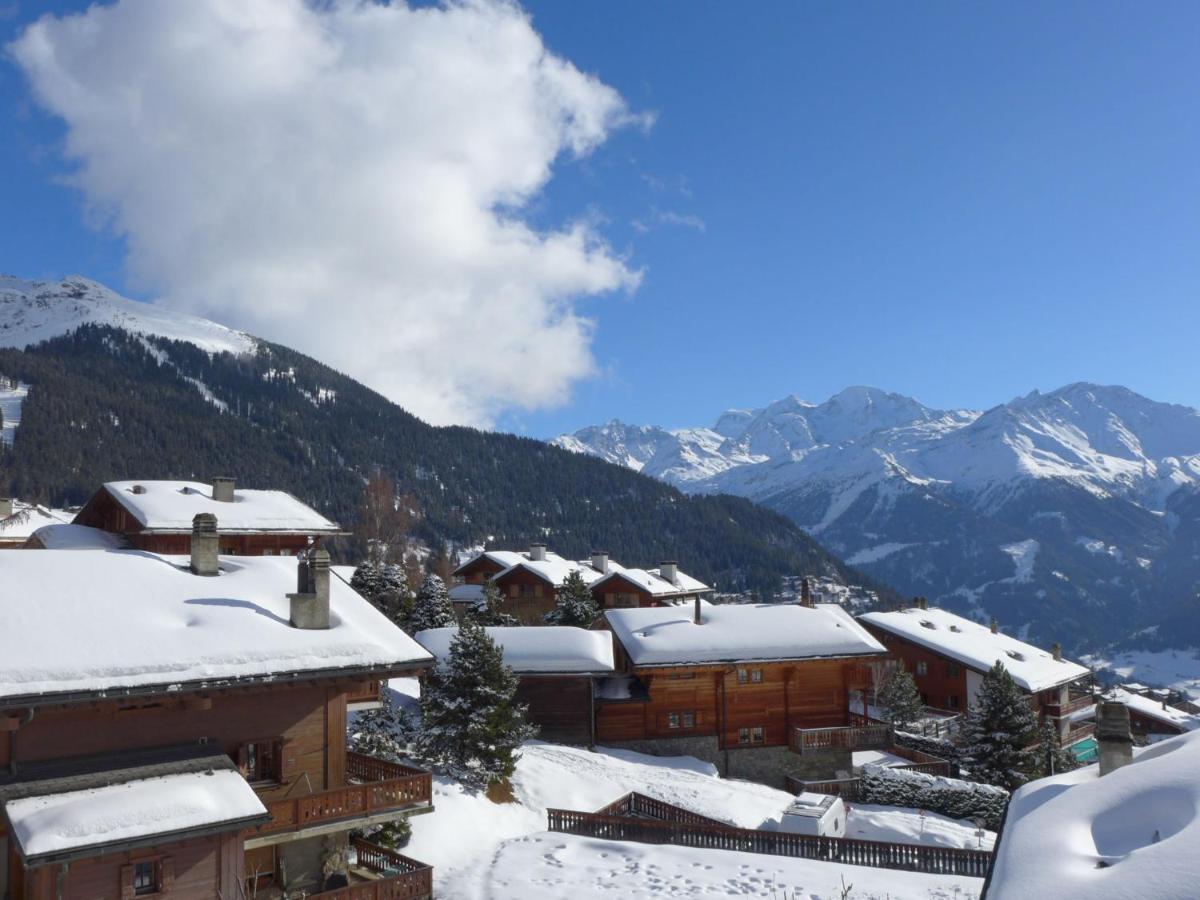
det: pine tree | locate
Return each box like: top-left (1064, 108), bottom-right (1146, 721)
top-left (350, 561), bottom-right (384, 604)
top-left (408, 573), bottom-right (456, 634)
top-left (473, 580), bottom-right (518, 627)
top-left (1032, 719), bottom-right (1078, 779)
top-left (349, 693), bottom-right (415, 846)
top-left (350, 561), bottom-right (412, 627)
top-left (877, 667), bottom-right (925, 731)
top-left (543, 570), bottom-right (599, 627)
top-left (417, 617), bottom-right (537, 786)
top-left (957, 661), bottom-right (1039, 789)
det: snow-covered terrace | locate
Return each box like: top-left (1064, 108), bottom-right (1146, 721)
top-left (416, 626), bottom-right (615, 674)
top-left (606, 601), bottom-right (885, 667)
top-left (0, 500), bottom-right (73, 544)
top-left (0, 549), bottom-right (432, 704)
top-left (95, 480), bottom-right (343, 534)
top-left (988, 729), bottom-right (1200, 899)
top-left (859, 606), bottom-right (1089, 692)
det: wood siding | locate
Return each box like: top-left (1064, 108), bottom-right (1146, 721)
top-left (493, 568), bottom-right (557, 624)
top-left (516, 677), bottom-right (594, 745)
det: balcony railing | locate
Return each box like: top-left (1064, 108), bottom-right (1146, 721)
top-left (791, 723), bottom-right (893, 754)
top-left (1064, 721), bottom-right (1096, 745)
top-left (252, 753), bottom-right (432, 837)
top-left (1044, 693), bottom-right (1095, 718)
top-left (310, 839), bottom-right (432, 900)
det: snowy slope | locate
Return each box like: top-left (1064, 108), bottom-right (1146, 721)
top-left (555, 384), bottom-right (1200, 654)
top-left (0, 275), bottom-right (254, 356)
top-left (0, 378), bottom-right (27, 446)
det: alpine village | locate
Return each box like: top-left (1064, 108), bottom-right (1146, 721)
top-left (2, 3), bottom-right (1199, 900)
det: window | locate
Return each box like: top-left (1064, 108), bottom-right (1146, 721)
top-left (738, 726), bottom-right (765, 745)
top-left (916, 661), bottom-right (928, 676)
top-left (516, 584), bottom-right (537, 599)
top-left (738, 727), bottom-right (750, 743)
top-left (948, 695), bottom-right (960, 710)
top-left (608, 592), bottom-right (637, 608)
top-left (946, 663), bottom-right (962, 677)
top-left (133, 862), bottom-right (158, 896)
top-left (737, 668), bottom-right (748, 684)
top-left (750, 669), bottom-right (763, 684)
top-left (682, 712), bottom-right (696, 728)
top-left (737, 668), bottom-right (763, 684)
top-left (123, 858), bottom-right (172, 898)
top-left (239, 739), bottom-right (282, 783)
top-left (668, 712), bottom-right (681, 729)
top-left (667, 711), bottom-right (697, 730)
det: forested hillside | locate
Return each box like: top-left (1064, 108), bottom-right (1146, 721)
top-left (0, 326), bottom-right (895, 597)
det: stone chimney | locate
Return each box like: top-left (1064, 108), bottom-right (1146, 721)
top-left (591, 550), bottom-right (609, 574)
top-left (915, 596), bottom-right (928, 611)
top-left (529, 542), bottom-right (547, 562)
top-left (0, 497), bottom-right (12, 517)
top-left (190, 513), bottom-right (220, 576)
top-left (1096, 701), bottom-right (1133, 776)
top-left (1052, 642), bottom-right (1063, 661)
top-left (693, 594), bottom-right (702, 625)
top-left (211, 477), bottom-right (236, 502)
top-left (289, 548), bottom-right (331, 629)
top-left (659, 561), bottom-right (678, 585)
top-left (990, 617), bottom-right (999, 634)
top-left (800, 577), bottom-right (814, 608)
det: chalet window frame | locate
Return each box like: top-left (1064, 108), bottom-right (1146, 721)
top-left (736, 667), bottom-right (763, 684)
top-left (737, 725), bottom-right (765, 745)
top-left (666, 710), bottom-right (698, 730)
top-left (238, 737), bottom-right (285, 785)
top-left (916, 661), bottom-right (928, 676)
top-left (121, 856), bottom-right (174, 899)
top-left (946, 663), bottom-right (962, 677)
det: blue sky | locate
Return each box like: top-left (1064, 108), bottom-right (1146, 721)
top-left (3, 1), bottom-right (1198, 436)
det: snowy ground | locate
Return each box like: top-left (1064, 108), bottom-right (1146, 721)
top-left (0, 379), bottom-right (28, 446)
top-left (1085, 648), bottom-right (1200, 700)
top-left (404, 742), bottom-right (987, 898)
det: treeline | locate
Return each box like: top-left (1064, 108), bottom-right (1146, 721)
top-left (0, 326), bottom-right (896, 598)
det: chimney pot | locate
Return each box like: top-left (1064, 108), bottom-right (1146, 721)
top-left (211, 477), bottom-right (236, 503)
top-left (190, 513), bottom-right (220, 576)
top-left (800, 577), bottom-right (814, 608)
top-left (915, 596), bottom-right (928, 611)
top-left (1052, 642), bottom-right (1062, 661)
top-left (693, 594), bottom-right (702, 625)
top-left (989, 617), bottom-right (999, 634)
top-left (1096, 701), bottom-right (1133, 776)
top-left (0, 497), bottom-right (12, 518)
top-left (659, 561), bottom-right (678, 585)
top-left (289, 548), bottom-right (331, 629)
top-left (591, 550), bottom-right (609, 574)
top-left (529, 542), bottom-right (547, 562)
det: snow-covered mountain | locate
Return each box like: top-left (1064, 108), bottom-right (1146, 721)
top-left (556, 385), bottom-right (1200, 652)
top-left (0, 275), bottom-right (255, 356)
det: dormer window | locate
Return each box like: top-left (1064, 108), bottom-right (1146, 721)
top-left (1006, 650), bottom-right (1025, 662)
top-left (920, 620), bottom-right (936, 630)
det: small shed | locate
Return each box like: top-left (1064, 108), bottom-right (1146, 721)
top-left (779, 792), bottom-right (846, 838)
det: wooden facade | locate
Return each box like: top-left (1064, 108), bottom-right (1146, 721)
top-left (515, 676), bottom-right (597, 745)
top-left (595, 659), bottom-right (876, 749)
top-left (493, 567), bottom-right (558, 625)
top-left (592, 572), bottom-right (694, 610)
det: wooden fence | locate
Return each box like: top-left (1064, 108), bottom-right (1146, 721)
top-left (546, 808), bottom-right (992, 878)
top-left (310, 839), bottom-right (432, 899)
top-left (791, 723), bottom-right (893, 754)
top-left (594, 792), bottom-right (730, 828)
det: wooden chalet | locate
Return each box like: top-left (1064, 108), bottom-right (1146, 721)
top-left (596, 599), bottom-right (887, 784)
top-left (590, 558), bottom-right (711, 610)
top-left (71, 479), bottom-right (345, 556)
top-left (1100, 687), bottom-right (1200, 740)
top-left (415, 626), bottom-right (615, 745)
top-left (0, 521), bottom-right (435, 900)
top-left (858, 604), bottom-right (1095, 744)
top-left (0, 500), bottom-right (74, 550)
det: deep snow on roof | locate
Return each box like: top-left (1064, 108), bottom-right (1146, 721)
top-left (415, 626), bottom-right (614, 674)
top-left (606, 601), bottom-right (885, 667)
top-left (989, 730), bottom-right (1200, 899)
top-left (0, 550), bottom-right (432, 702)
top-left (0, 500), bottom-right (73, 541)
top-left (31, 523), bottom-right (127, 550)
top-left (1103, 688), bottom-right (1200, 733)
top-left (594, 566), bottom-right (709, 597)
top-left (6, 769), bottom-right (266, 861)
top-left (460, 548), bottom-right (708, 595)
top-left (858, 607), bottom-right (1088, 692)
top-left (96, 480), bottom-right (341, 533)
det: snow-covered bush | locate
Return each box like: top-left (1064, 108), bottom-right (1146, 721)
top-left (858, 764), bottom-right (1009, 830)
top-left (895, 730), bottom-right (960, 765)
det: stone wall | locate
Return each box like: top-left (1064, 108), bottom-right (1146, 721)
top-left (603, 738), bottom-right (851, 789)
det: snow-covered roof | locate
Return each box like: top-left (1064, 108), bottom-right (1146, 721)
top-left (989, 730), bottom-right (1200, 899)
top-left (858, 607), bottom-right (1089, 692)
top-left (5, 769), bottom-right (266, 863)
top-left (1102, 688), bottom-right (1200, 733)
top-left (0, 500), bottom-right (73, 542)
top-left (606, 601), bottom-right (885, 667)
top-left (415, 626), bottom-right (614, 674)
top-left (30, 523), bottom-right (127, 550)
top-left (453, 549), bottom-right (528, 575)
top-left (93, 480), bottom-right (342, 534)
top-left (0, 549), bottom-right (433, 703)
top-left (449, 583), bottom-right (485, 606)
top-left (593, 566), bottom-right (710, 597)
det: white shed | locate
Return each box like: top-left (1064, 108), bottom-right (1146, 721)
top-left (779, 792), bottom-right (846, 838)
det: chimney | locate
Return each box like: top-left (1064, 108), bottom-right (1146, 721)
top-left (190, 513), bottom-right (220, 576)
top-left (800, 577), bottom-right (814, 608)
top-left (211, 477), bottom-right (236, 503)
top-left (529, 542), bottom-right (547, 562)
top-left (1052, 642), bottom-right (1063, 661)
top-left (1096, 701), bottom-right (1133, 776)
top-left (659, 561), bottom-right (678, 585)
top-left (915, 596), bottom-right (928, 611)
top-left (0, 497), bottom-right (12, 517)
top-left (990, 617), bottom-right (999, 634)
top-left (591, 550), bottom-right (609, 574)
top-left (289, 548), bottom-right (331, 629)
top-left (693, 594), bottom-right (702, 625)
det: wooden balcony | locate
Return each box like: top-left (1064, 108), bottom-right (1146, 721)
top-left (1043, 693), bottom-right (1095, 718)
top-left (346, 679), bottom-right (384, 706)
top-left (790, 723), bottom-right (893, 754)
top-left (308, 840), bottom-right (433, 900)
top-left (1064, 721), bottom-right (1096, 745)
top-left (251, 753), bottom-right (432, 839)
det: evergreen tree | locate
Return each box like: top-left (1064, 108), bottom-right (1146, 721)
top-left (472, 580), bottom-right (519, 627)
top-left (350, 560), bottom-right (384, 603)
top-left (408, 573), bottom-right (456, 633)
top-left (544, 570), bottom-right (599, 627)
top-left (877, 667), bottom-right (925, 731)
top-left (1032, 719), bottom-right (1078, 779)
top-left (349, 561), bottom-right (412, 627)
top-left (417, 617), bottom-right (537, 785)
top-left (348, 693), bottom-right (415, 846)
top-left (957, 661), bottom-right (1039, 789)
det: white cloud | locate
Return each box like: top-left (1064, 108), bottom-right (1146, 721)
top-left (10, 0), bottom-right (645, 426)
top-left (632, 207), bottom-right (706, 234)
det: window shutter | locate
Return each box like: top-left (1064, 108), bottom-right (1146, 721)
top-left (160, 858), bottom-right (175, 892)
top-left (120, 865), bottom-right (135, 900)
